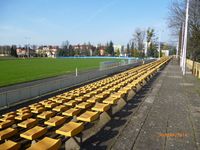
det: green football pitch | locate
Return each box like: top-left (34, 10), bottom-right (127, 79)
top-left (0, 58), bottom-right (123, 87)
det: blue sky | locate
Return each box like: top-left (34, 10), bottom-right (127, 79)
top-left (0, 0), bottom-right (172, 46)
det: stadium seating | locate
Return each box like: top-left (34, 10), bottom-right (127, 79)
top-left (20, 126), bottom-right (47, 140)
top-left (0, 140), bottom-right (20, 150)
top-left (27, 137), bottom-right (61, 150)
top-left (0, 57), bottom-right (171, 149)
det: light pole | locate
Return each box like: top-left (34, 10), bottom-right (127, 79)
top-left (145, 28), bottom-right (148, 57)
top-left (182, 0), bottom-right (190, 75)
top-left (180, 22), bottom-right (185, 68)
top-left (176, 41), bottom-right (179, 59)
top-left (158, 30), bottom-right (163, 59)
top-left (25, 37), bottom-right (31, 57)
top-left (145, 41), bottom-right (148, 57)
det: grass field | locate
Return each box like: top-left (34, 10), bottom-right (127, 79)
top-left (0, 58), bottom-right (122, 87)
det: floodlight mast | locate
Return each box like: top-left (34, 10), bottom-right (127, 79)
top-left (182, 0), bottom-right (190, 75)
top-left (158, 36), bottom-right (161, 59)
top-left (180, 22), bottom-right (185, 68)
top-left (176, 41), bottom-right (179, 59)
top-left (158, 30), bottom-right (163, 59)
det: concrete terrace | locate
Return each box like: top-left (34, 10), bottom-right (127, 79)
top-left (83, 58), bottom-right (200, 150)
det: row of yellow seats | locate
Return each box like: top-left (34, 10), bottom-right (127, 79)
top-left (0, 57), bottom-right (171, 150)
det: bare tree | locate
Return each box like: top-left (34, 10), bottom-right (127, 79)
top-left (133, 28), bottom-right (145, 51)
top-left (168, 0), bottom-right (200, 64)
top-left (168, 0), bottom-right (186, 34)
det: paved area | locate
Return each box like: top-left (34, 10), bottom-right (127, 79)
top-left (83, 59), bottom-right (200, 150)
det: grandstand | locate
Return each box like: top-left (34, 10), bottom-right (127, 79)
top-left (0, 57), bottom-right (171, 149)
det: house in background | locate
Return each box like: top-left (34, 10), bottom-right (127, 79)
top-left (36, 46), bottom-right (59, 58)
top-left (16, 48), bottom-right (27, 57)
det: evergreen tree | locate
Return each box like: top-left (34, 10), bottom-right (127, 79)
top-left (10, 45), bottom-right (18, 57)
top-left (130, 42), bottom-right (135, 57)
top-left (126, 43), bottom-right (130, 56)
top-left (105, 41), bottom-right (114, 56)
top-left (115, 49), bottom-right (120, 56)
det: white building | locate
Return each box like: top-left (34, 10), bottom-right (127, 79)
top-left (161, 50), bottom-right (169, 56)
top-left (36, 46), bottom-right (58, 58)
top-left (114, 45), bottom-right (125, 56)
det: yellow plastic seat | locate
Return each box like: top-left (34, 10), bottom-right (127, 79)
top-left (64, 100), bottom-right (77, 107)
top-left (78, 91), bottom-right (87, 95)
top-left (44, 116), bottom-right (66, 127)
top-left (27, 137), bottom-right (61, 150)
top-left (118, 88), bottom-right (130, 95)
top-left (20, 126), bottom-right (47, 140)
top-left (50, 97), bottom-right (59, 101)
top-left (29, 103), bottom-right (43, 109)
top-left (76, 102), bottom-right (92, 109)
top-left (84, 92), bottom-right (95, 98)
top-left (103, 89), bottom-right (114, 94)
top-left (73, 92), bottom-right (83, 97)
top-left (0, 120), bottom-right (14, 129)
top-left (56, 122), bottom-right (84, 137)
top-left (103, 97), bottom-right (118, 105)
top-left (53, 105), bottom-right (68, 112)
top-left (17, 118), bottom-right (38, 128)
top-left (77, 111), bottom-right (99, 122)
top-left (86, 97), bottom-right (101, 103)
top-left (55, 95), bottom-right (63, 98)
top-left (0, 140), bottom-right (20, 150)
top-left (37, 111), bottom-right (55, 120)
top-left (111, 92), bottom-right (125, 99)
top-left (32, 104), bottom-right (44, 109)
top-left (118, 82), bottom-right (127, 87)
top-left (63, 95), bottom-right (75, 100)
top-left (15, 113), bottom-right (32, 121)
top-left (0, 128), bottom-right (17, 140)
top-left (95, 93), bottom-right (109, 99)
top-left (53, 98), bottom-right (69, 104)
top-left (48, 97), bottom-right (58, 101)
top-left (2, 112), bottom-right (16, 117)
top-left (16, 109), bottom-right (31, 115)
top-left (62, 108), bottom-right (81, 117)
top-left (44, 102), bottom-right (58, 108)
top-left (90, 90), bottom-right (100, 95)
top-left (0, 115), bottom-right (15, 121)
top-left (98, 87), bottom-right (106, 92)
top-left (91, 103), bottom-right (110, 112)
top-left (81, 89), bottom-right (90, 93)
top-left (31, 107), bottom-right (46, 114)
top-left (75, 96), bottom-right (88, 102)
top-left (104, 85), bottom-right (112, 89)
top-left (109, 87), bottom-right (119, 92)
top-left (39, 100), bottom-right (51, 105)
top-left (17, 107), bottom-right (30, 112)
top-left (124, 83), bottom-right (136, 90)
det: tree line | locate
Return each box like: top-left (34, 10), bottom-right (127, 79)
top-left (125, 27), bottom-right (174, 58)
top-left (58, 41), bottom-right (115, 57)
top-left (168, 0), bottom-right (200, 62)
top-left (0, 45), bottom-right (18, 57)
